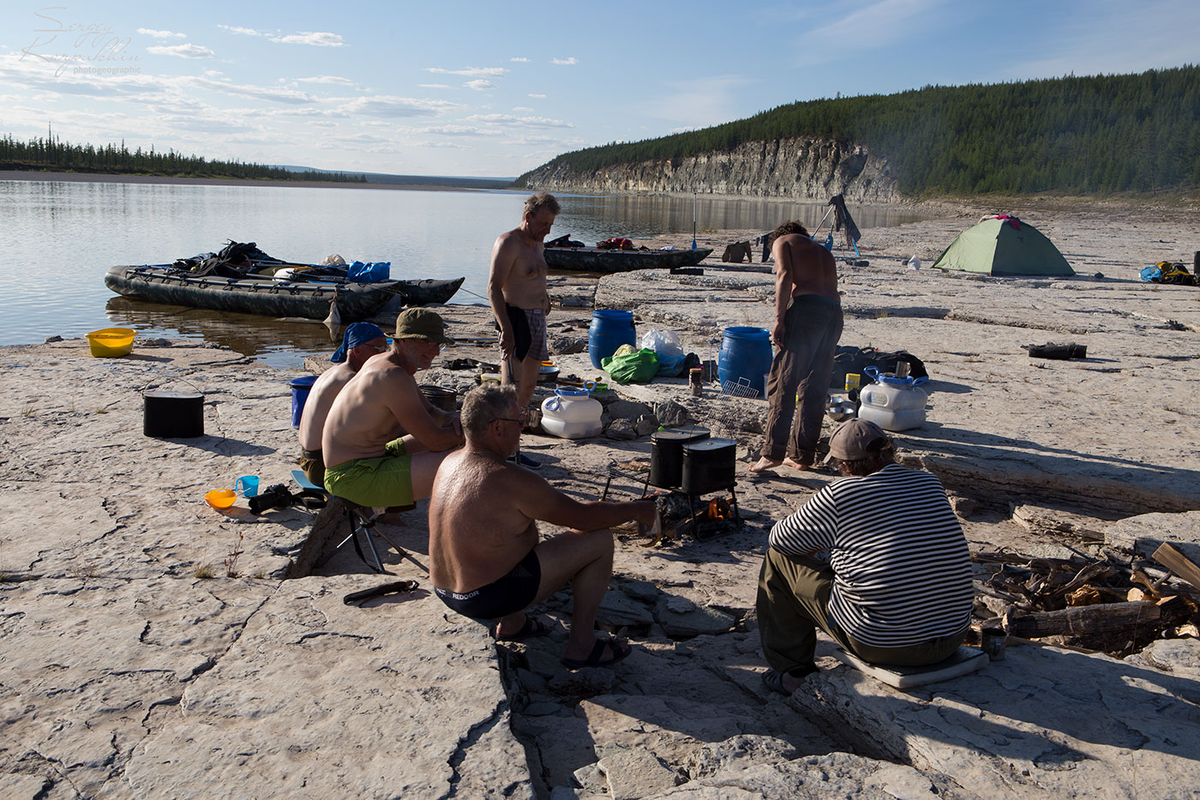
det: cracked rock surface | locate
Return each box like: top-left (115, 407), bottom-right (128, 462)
top-left (2, 199), bottom-right (1200, 798)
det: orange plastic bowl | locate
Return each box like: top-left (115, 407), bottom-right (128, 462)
top-left (205, 489), bottom-right (237, 509)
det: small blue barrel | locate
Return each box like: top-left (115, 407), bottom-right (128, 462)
top-left (290, 375), bottom-right (318, 428)
top-left (718, 327), bottom-right (773, 398)
top-left (589, 309), bottom-right (637, 369)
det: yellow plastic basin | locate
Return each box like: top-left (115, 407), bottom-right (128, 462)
top-left (205, 489), bottom-right (237, 509)
top-left (86, 327), bottom-right (135, 358)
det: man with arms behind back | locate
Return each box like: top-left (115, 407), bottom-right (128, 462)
top-left (750, 220), bottom-right (844, 473)
top-left (489, 192), bottom-right (559, 468)
top-left (429, 384), bottom-right (657, 669)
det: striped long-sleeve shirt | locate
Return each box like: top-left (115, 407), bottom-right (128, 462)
top-left (768, 463), bottom-right (973, 647)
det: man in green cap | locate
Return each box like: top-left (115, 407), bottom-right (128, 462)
top-left (322, 309), bottom-right (465, 509)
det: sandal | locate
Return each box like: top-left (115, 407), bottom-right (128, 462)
top-left (761, 665), bottom-right (818, 696)
top-left (493, 615), bottom-right (552, 642)
top-left (560, 638), bottom-right (632, 670)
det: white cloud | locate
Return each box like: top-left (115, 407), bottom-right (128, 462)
top-left (798, 0), bottom-right (942, 66)
top-left (512, 106), bottom-right (534, 112)
top-left (218, 25), bottom-right (268, 37)
top-left (340, 95), bottom-right (460, 118)
top-left (1004, 1), bottom-right (1200, 81)
top-left (270, 32), bottom-right (346, 47)
top-left (528, 93), bottom-right (546, 99)
top-left (147, 44), bottom-right (215, 59)
top-left (297, 75), bottom-right (356, 86)
top-left (408, 124), bottom-right (504, 137)
top-left (191, 77), bottom-right (315, 104)
top-left (138, 29), bottom-right (186, 40)
top-left (510, 57), bottom-right (530, 63)
top-left (551, 57), bottom-right (578, 66)
top-left (424, 66), bottom-right (508, 78)
top-left (419, 83), bottom-right (452, 89)
top-left (465, 79), bottom-right (496, 91)
top-left (464, 113), bottom-right (574, 129)
top-left (641, 75), bottom-right (754, 129)
top-left (418, 141), bottom-right (471, 150)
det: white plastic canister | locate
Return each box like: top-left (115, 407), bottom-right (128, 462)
top-left (856, 368), bottom-right (929, 432)
top-left (540, 386), bottom-right (603, 439)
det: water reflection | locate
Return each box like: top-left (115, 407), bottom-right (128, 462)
top-left (553, 194), bottom-right (922, 240)
top-left (104, 297), bottom-right (345, 368)
top-left (5, 178), bottom-right (924, 367)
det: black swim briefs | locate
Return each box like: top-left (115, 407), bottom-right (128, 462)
top-left (434, 548), bottom-right (542, 621)
top-left (502, 303), bottom-right (548, 362)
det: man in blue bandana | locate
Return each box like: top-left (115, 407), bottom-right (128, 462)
top-left (298, 322), bottom-right (387, 487)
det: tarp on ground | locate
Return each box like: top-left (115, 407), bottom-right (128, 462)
top-left (932, 217), bottom-right (1075, 277)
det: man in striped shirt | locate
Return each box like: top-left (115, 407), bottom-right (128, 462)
top-left (757, 419), bottom-right (974, 695)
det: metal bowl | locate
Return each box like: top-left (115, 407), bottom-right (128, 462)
top-left (825, 401), bottom-right (857, 422)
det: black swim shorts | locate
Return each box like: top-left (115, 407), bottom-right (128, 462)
top-left (434, 548), bottom-right (542, 621)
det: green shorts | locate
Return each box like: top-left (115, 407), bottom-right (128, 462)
top-left (323, 438), bottom-right (412, 508)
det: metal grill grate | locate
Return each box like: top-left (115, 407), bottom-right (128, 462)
top-left (720, 377), bottom-right (760, 399)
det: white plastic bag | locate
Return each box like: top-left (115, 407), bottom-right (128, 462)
top-left (639, 329), bottom-right (684, 360)
top-left (639, 329), bottom-right (686, 376)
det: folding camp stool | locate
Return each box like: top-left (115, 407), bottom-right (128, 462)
top-left (291, 470), bottom-right (409, 574)
top-left (334, 499), bottom-right (412, 574)
top-left (832, 646), bottom-right (988, 689)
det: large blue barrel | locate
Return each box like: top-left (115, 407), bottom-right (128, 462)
top-left (290, 375), bottom-right (318, 428)
top-left (718, 327), bottom-right (773, 398)
top-left (589, 309), bottom-right (637, 369)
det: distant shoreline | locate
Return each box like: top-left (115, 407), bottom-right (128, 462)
top-left (0, 170), bottom-right (524, 193)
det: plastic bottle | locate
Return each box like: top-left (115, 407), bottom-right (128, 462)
top-left (540, 386), bottom-right (603, 439)
top-left (856, 367), bottom-right (929, 431)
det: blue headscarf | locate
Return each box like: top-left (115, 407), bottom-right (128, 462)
top-left (330, 322), bottom-right (386, 363)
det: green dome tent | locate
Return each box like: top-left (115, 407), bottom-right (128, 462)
top-left (932, 217), bottom-right (1074, 277)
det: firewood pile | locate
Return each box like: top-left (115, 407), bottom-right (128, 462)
top-left (973, 544), bottom-right (1200, 656)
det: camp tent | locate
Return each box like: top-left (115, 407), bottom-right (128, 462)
top-left (932, 217), bottom-right (1074, 277)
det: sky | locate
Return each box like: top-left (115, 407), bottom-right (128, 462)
top-left (1, 0), bottom-right (1198, 178)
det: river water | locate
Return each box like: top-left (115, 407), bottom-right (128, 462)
top-left (1, 177), bottom-right (921, 367)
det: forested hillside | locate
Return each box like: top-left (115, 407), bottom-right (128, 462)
top-left (0, 133), bottom-right (364, 183)
top-left (520, 66), bottom-right (1199, 196)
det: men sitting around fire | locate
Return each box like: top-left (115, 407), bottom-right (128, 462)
top-left (322, 309), bottom-right (464, 509)
top-left (429, 384), bottom-right (657, 670)
top-left (757, 419), bottom-right (974, 695)
top-left (297, 322), bottom-right (388, 488)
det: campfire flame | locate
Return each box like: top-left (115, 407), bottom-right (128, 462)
top-left (706, 498), bottom-right (730, 520)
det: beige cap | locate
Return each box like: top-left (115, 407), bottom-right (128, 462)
top-left (828, 419), bottom-right (889, 460)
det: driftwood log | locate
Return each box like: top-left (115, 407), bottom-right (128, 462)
top-left (1003, 601), bottom-right (1159, 639)
top-left (1153, 543), bottom-right (1200, 593)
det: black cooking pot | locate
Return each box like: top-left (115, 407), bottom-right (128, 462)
top-left (681, 437), bottom-right (737, 495)
top-left (420, 384), bottom-right (458, 413)
top-left (649, 426), bottom-right (710, 489)
top-left (143, 390), bottom-right (205, 438)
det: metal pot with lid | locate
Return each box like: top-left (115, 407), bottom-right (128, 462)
top-left (681, 437), bottom-right (737, 496)
top-left (649, 426), bottom-right (710, 489)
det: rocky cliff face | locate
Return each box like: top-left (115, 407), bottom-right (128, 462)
top-left (518, 137), bottom-right (900, 203)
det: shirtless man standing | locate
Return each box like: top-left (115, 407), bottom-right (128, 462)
top-left (297, 322), bottom-right (388, 488)
top-left (429, 384), bottom-right (657, 670)
top-left (749, 221), bottom-right (844, 473)
top-left (489, 193), bottom-right (559, 467)
top-left (322, 309), bottom-right (464, 508)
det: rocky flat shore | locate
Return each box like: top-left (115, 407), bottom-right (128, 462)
top-left (2, 200), bottom-right (1199, 798)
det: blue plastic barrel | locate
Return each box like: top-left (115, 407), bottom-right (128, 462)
top-left (589, 309), bottom-right (637, 369)
top-left (290, 375), bottom-right (318, 429)
top-left (718, 327), bottom-right (773, 398)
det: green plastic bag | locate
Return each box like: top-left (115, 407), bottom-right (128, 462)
top-left (601, 347), bottom-right (660, 383)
